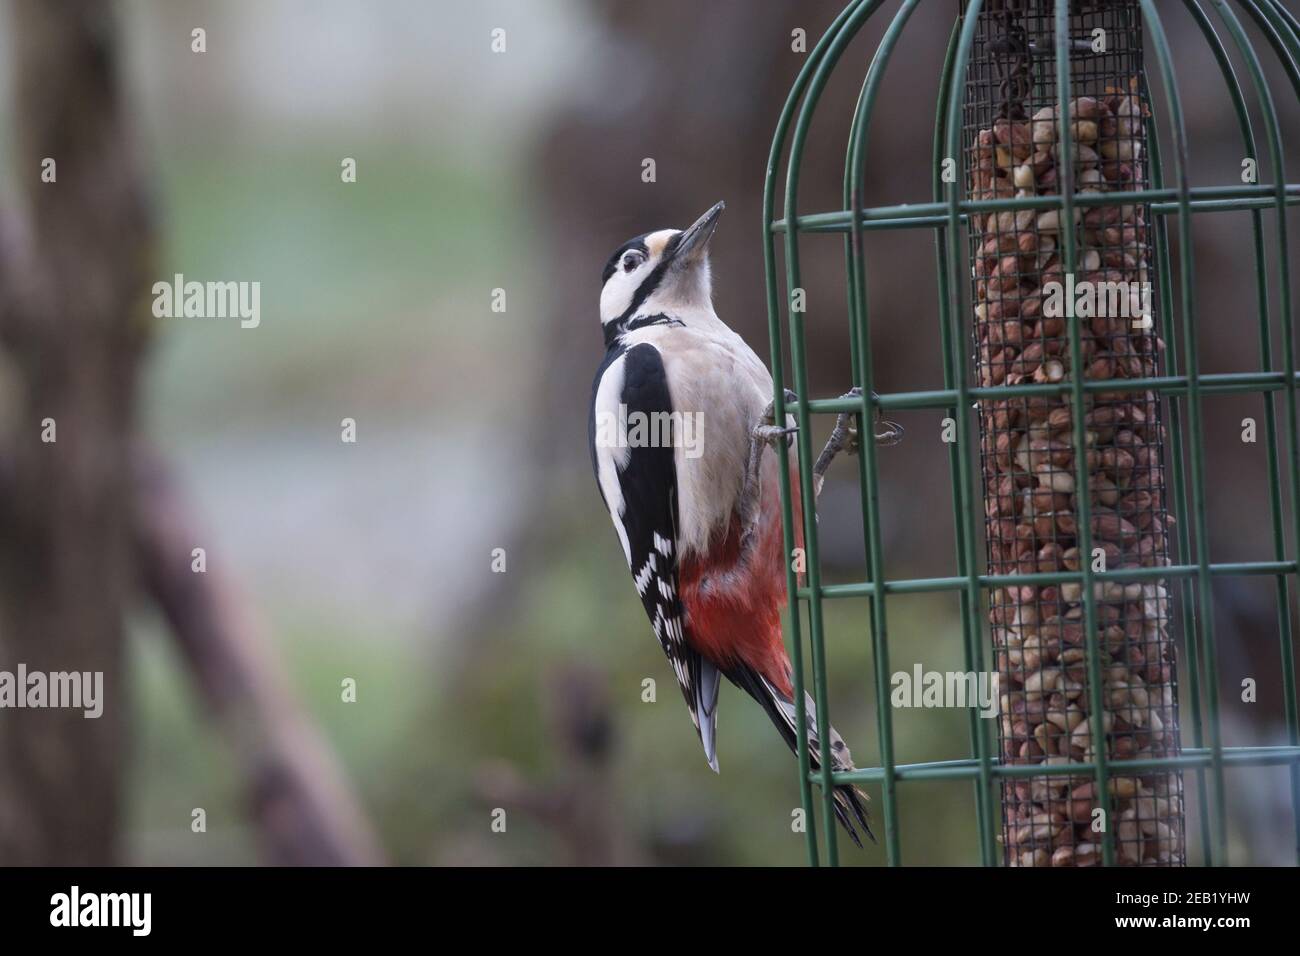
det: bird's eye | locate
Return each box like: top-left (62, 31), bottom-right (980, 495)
top-left (622, 253), bottom-right (643, 272)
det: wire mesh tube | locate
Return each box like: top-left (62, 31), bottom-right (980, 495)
top-left (964, 0), bottom-right (1185, 866)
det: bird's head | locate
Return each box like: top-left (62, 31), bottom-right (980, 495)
top-left (599, 201), bottom-right (724, 332)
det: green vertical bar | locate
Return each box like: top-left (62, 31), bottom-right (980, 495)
top-left (932, 18), bottom-right (999, 866)
top-left (784, 240), bottom-right (840, 864)
top-left (761, 0), bottom-right (870, 867)
top-left (783, 0), bottom-right (886, 866)
top-left (942, 0), bottom-right (1001, 870)
top-left (1052, 0), bottom-right (1115, 867)
top-left (1144, 76), bottom-right (1214, 864)
top-left (1141, 0), bottom-right (1229, 864)
top-left (843, 0), bottom-right (923, 868)
top-left (1218, 0), bottom-right (1300, 864)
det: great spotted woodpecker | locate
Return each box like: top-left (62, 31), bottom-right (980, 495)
top-left (588, 201), bottom-right (899, 846)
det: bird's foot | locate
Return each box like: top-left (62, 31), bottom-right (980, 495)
top-left (739, 390), bottom-right (798, 553)
top-left (813, 388), bottom-right (904, 491)
top-left (753, 389), bottom-right (799, 449)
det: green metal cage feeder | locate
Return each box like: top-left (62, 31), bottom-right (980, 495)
top-left (762, 0), bottom-right (1300, 866)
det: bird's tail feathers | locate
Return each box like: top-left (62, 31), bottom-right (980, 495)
top-left (693, 657), bottom-right (722, 772)
top-left (727, 665), bottom-right (874, 846)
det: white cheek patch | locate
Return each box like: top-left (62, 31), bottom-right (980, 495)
top-left (600, 271), bottom-right (636, 323)
top-left (600, 257), bottom-right (658, 323)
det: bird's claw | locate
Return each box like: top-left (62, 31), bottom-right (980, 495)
top-left (754, 389), bottom-right (799, 448)
top-left (813, 388), bottom-right (903, 490)
top-left (838, 387), bottom-right (905, 451)
top-left (752, 422), bottom-right (797, 447)
top-left (874, 415), bottom-right (905, 447)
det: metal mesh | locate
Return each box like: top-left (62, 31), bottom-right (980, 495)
top-left (965, 0), bottom-right (1185, 867)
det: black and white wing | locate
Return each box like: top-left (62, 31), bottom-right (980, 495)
top-left (589, 341), bottom-right (721, 770)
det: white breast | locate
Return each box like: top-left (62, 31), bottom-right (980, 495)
top-left (622, 312), bottom-right (777, 559)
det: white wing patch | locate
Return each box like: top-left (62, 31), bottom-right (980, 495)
top-left (591, 336), bottom-right (722, 773)
top-left (633, 552), bottom-right (656, 596)
top-left (593, 352), bottom-right (633, 566)
top-left (653, 532), bottom-right (673, 557)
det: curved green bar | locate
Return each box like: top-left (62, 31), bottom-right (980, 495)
top-left (1140, 0), bottom-right (1228, 863)
top-left (1218, 0), bottom-right (1300, 864)
top-left (761, 0), bottom-right (872, 867)
top-left (1169, 0), bottom-right (1265, 864)
top-left (929, 21), bottom-right (1000, 867)
top-left (783, 0), bottom-right (890, 867)
top-left (840, 0), bottom-right (925, 868)
top-left (940, 0), bottom-right (1010, 866)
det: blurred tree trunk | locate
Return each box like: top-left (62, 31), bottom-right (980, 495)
top-left (0, 0), bottom-right (151, 864)
top-left (0, 1), bottom-right (384, 867)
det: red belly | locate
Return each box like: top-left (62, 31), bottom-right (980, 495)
top-left (677, 466), bottom-right (803, 698)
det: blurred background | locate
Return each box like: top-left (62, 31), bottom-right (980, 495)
top-left (0, 0), bottom-right (1296, 865)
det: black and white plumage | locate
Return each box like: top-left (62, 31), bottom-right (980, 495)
top-left (588, 202), bottom-right (873, 845)
top-left (589, 339), bottom-right (721, 767)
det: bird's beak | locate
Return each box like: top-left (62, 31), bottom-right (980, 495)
top-left (673, 201), bottom-right (725, 265)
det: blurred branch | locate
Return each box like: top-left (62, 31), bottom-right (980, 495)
top-left (132, 448), bottom-right (385, 866)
